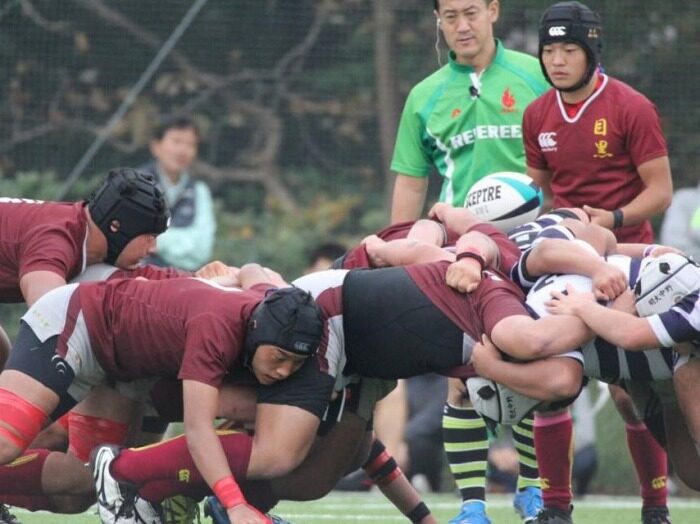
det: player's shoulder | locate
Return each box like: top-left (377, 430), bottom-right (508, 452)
top-left (604, 76), bottom-right (655, 106)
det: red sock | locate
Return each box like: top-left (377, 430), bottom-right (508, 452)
top-left (626, 423), bottom-right (668, 508)
top-left (0, 494), bottom-right (54, 511)
top-left (111, 431), bottom-right (253, 487)
top-left (534, 411), bottom-right (573, 511)
top-left (68, 413), bottom-right (129, 462)
top-left (0, 449), bottom-right (50, 494)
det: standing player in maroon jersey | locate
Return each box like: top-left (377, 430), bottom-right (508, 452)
top-left (0, 167), bottom-right (169, 365)
top-left (0, 278), bottom-right (324, 524)
top-left (523, 3), bottom-right (673, 523)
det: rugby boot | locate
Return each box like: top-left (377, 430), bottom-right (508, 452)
top-left (641, 506), bottom-right (672, 524)
top-left (161, 495), bottom-right (200, 524)
top-left (513, 486), bottom-right (544, 523)
top-left (91, 444), bottom-right (140, 524)
top-left (0, 505), bottom-right (20, 524)
top-left (203, 497), bottom-right (228, 524)
top-left (534, 506), bottom-right (573, 524)
top-left (447, 500), bottom-right (492, 524)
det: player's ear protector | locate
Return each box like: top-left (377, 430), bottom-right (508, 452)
top-left (243, 286), bottom-right (324, 368)
top-left (88, 167), bottom-right (169, 265)
top-left (634, 253), bottom-right (700, 317)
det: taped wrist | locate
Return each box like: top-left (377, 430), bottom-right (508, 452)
top-left (213, 475), bottom-right (245, 510)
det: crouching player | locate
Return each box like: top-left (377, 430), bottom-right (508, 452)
top-left (0, 278), bottom-right (323, 524)
top-left (546, 252), bottom-right (700, 491)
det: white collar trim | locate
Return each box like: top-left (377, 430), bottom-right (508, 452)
top-left (556, 74), bottom-right (609, 123)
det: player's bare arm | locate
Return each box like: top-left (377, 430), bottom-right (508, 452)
top-left (527, 166), bottom-right (554, 211)
top-left (19, 270), bottom-right (67, 306)
top-left (525, 237), bottom-right (627, 300)
top-left (546, 284), bottom-right (660, 350)
top-left (183, 379), bottom-right (268, 523)
top-left (239, 263), bottom-right (289, 290)
top-left (427, 203), bottom-right (483, 236)
top-left (365, 237), bottom-right (453, 268)
top-left (471, 335), bottom-right (582, 401)
top-left (489, 312), bottom-right (592, 361)
top-left (584, 156), bottom-right (673, 229)
top-left (390, 174), bottom-right (429, 224)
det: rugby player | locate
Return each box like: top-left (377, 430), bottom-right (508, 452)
top-left (0, 277), bottom-right (323, 524)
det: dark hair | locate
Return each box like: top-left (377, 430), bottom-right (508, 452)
top-left (153, 115), bottom-right (200, 141)
top-left (434, 0), bottom-right (492, 11)
top-left (308, 242), bottom-right (347, 266)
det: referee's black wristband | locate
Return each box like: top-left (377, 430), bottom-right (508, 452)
top-left (456, 250), bottom-right (486, 271)
top-left (406, 501), bottom-right (431, 523)
top-left (612, 208), bottom-right (624, 229)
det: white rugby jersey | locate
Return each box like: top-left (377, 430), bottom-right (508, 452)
top-left (647, 291), bottom-right (700, 350)
top-left (525, 254), bottom-right (674, 383)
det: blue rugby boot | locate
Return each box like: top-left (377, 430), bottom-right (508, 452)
top-left (513, 486), bottom-right (544, 522)
top-left (448, 500), bottom-right (492, 524)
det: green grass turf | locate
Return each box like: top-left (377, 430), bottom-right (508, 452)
top-left (9, 492), bottom-right (700, 523)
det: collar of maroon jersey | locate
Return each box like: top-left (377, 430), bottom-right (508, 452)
top-left (556, 73), bottom-right (608, 123)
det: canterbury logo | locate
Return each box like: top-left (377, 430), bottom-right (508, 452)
top-left (549, 26), bottom-right (566, 36)
top-left (538, 132), bottom-right (557, 149)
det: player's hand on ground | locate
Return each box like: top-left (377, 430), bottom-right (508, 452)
top-left (227, 503), bottom-right (272, 524)
top-left (611, 288), bottom-right (637, 315)
top-left (591, 262), bottom-right (627, 300)
top-left (583, 205), bottom-right (616, 230)
top-left (446, 258), bottom-right (483, 293)
top-left (471, 335), bottom-right (502, 378)
top-left (545, 283), bottom-right (595, 315)
top-left (362, 234), bottom-right (389, 267)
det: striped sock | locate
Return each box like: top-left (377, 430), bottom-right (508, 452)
top-left (442, 403), bottom-right (488, 502)
top-left (514, 415), bottom-right (541, 490)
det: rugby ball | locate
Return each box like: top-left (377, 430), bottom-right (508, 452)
top-left (465, 172), bottom-right (543, 232)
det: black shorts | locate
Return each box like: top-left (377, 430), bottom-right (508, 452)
top-left (256, 356), bottom-right (335, 420)
top-left (5, 321), bottom-right (77, 419)
top-left (342, 267), bottom-right (465, 378)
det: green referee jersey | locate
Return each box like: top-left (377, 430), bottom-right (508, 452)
top-left (391, 40), bottom-right (549, 208)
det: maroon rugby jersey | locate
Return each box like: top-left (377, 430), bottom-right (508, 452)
top-left (73, 278), bottom-right (262, 385)
top-left (404, 261), bottom-right (528, 340)
top-left (523, 75), bottom-right (667, 243)
top-left (0, 200), bottom-right (87, 302)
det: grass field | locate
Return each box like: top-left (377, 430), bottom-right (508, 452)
top-left (8, 492), bottom-right (700, 523)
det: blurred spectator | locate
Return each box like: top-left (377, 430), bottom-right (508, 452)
top-left (660, 183), bottom-right (700, 261)
top-left (405, 374), bottom-right (448, 492)
top-left (142, 116), bottom-right (216, 271)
